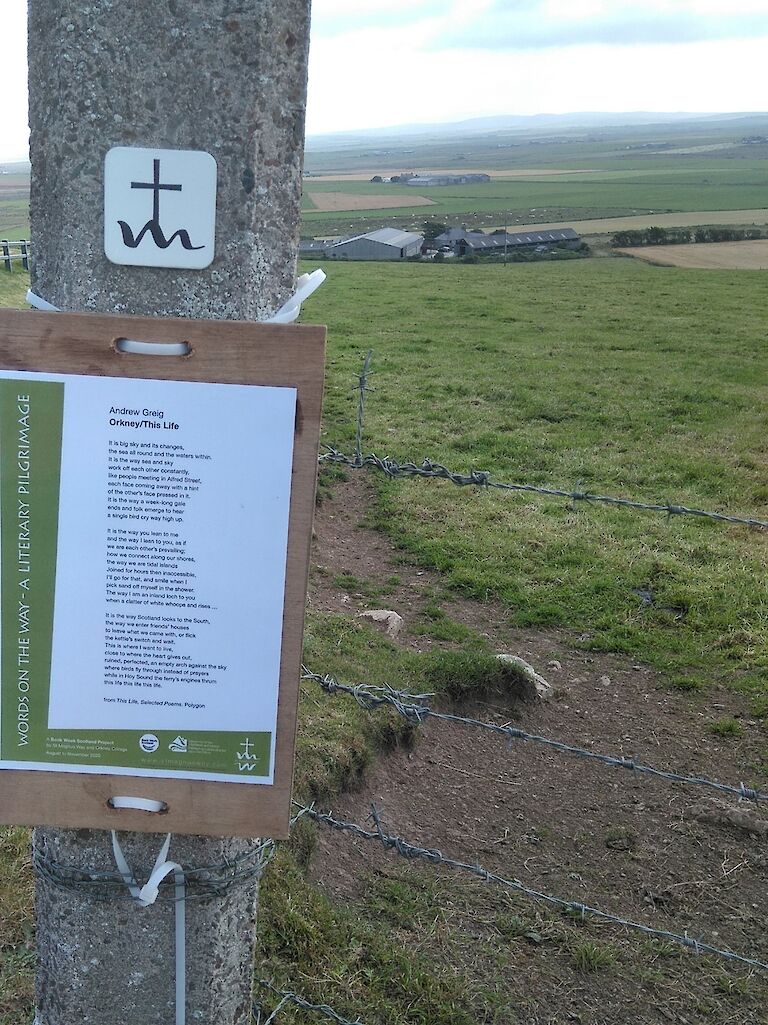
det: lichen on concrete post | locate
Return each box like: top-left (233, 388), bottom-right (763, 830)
top-left (27, 2), bottom-right (312, 1023)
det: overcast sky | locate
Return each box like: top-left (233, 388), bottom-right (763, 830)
top-left (3, 0), bottom-right (768, 159)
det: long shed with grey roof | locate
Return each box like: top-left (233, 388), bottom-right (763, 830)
top-left (326, 228), bottom-right (424, 261)
top-left (434, 228), bottom-right (581, 255)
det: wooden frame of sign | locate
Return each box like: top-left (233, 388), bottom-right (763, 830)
top-left (0, 309), bottom-right (324, 838)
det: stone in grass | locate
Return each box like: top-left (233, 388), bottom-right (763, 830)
top-left (357, 609), bottom-right (404, 640)
top-left (687, 801), bottom-right (768, 837)
top-left (497, 654), bottom-right (554, 700)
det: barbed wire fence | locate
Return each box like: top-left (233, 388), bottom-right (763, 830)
top-left (245, 663), bottom-right (768, 1022)
top-left (319, 352), bottom-right (768, 531)
top-left (302, 669), bottom-right (767, 805)
top-left (254, 980), bottom-right (366, 1025)
top-left (30, 354), bottom-right (758, 1025)
top-left (298, 802), bottom-right (768, 973)
top-left (249, 354), bottom-right (768, 1020)
top-left (294, 670), bottom-right (768, 968)
top-left (353, 350), bottom-right (373, 468)
top-left (28, 353), bottom-right (762, 1025)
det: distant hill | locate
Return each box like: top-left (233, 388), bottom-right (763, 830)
top-left (306, 111), bottom-right (768, 148)
top-left (0, 160), bottom-right (30, 174)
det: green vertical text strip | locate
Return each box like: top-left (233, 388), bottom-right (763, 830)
top-left (0, 378), bottom-right (64, 762)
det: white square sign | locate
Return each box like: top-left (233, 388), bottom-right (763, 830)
top-left (104, 147), bottom-right (217, 270)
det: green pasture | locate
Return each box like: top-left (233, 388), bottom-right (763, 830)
top-left (305, 257), bottom-right (767, 702)
top-left (1, 259), bottom-right (765, 695)
top-left (1, 259), bottom-right (767, 1022)
top-left (1, 259), bottom-right (766, 695)
top-left (302, 163), bottom-right (768, 235)
top-left (0, 199), bottom-right (29, 241)
top-left (0, 272), bottom-right (27, 306)
top-left (0, 174), bottom-right (30, 239)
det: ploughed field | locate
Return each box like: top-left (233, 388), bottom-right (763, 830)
top-left (617, 238), bottom-right (768, 269)
top-left (304, 190), bottom-right (436, 212)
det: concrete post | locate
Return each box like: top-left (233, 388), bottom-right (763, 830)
top-left (27, 2), bottom-right (312, 1023)
top-left (29, 0), bottom-right (309, 321)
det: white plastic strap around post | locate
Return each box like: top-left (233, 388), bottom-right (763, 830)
top-left (24, 289), bottom-right (61, 312)
top-left (24, 268), bottom-right (326, 326)
top-left (263, 269), bottom-right (326, 323)
top-left (111, 830), bottom-right (187, 1025)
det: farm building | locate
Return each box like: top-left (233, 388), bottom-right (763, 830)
top-left (405, 173), bottom-right (491, 187)
top-left (298, 239), bottom-right (334, 255)
top-left (325, 228), bottom-right (424, 261)
top-left (432, 227), bottom-right (477, 246)
top-left (433, 228), bottom-right (581, 255)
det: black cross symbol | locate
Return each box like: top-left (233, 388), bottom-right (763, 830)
top-left (130, 159), bottom-right (182, 225)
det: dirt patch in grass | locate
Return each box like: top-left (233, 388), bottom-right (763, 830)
top-left (617, 240), bottom-right (768, 270)
top-left (305, 191), bottom-right (436, 212)
top-left (306, 473), bottom-right (768, 1023)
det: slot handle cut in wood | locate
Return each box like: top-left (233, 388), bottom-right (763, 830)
top-left (114, 338), bottom-right (191, 357)
top-left (108, 796), bottom-right (169, 814)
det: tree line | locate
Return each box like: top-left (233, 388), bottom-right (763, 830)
top-left (611, 226), bottom-right (764, 248)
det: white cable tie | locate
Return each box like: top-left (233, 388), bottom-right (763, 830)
top-left (26, 267), bottom-right (326, 326)
top-left (111, 831), bottom-right (187, 1025)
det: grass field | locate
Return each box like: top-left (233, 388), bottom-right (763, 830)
top-left (1, 187), bottom-right (768, 1020)
top-left (302, 163), bottom-right (768, 236)
top-left (0, 272), bottom-right (27, 306)
top-left (4, 116), bottom-right (768, 243)
top-left (0, 171), bottom-right (30, 239)
top-left (307, 258), bottom-right (767, 696)
top-left (0, 260), bottom-right (766, 693)
top-left (0, 198), bottom-right (29, 241)
top-left (295, 257), bottom-right (767, 1023)
top-left (302, 113), bottom-right (768, 236)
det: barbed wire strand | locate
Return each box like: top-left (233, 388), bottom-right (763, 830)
top-left (302, 669), bottom-right (768, 806)
top-left (255, 980), bottom-right (365, 1025)
top-left (300, 802), bottom-right (768, 973)
top-left (320, 351), bottom-right (768, 530)
top-left (319, 450), bottom-right (768, 530)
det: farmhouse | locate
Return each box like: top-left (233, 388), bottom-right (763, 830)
top-left (325, 228), bottom-right (424, 261)
top-left (432, 227), bottom-right (478, 247)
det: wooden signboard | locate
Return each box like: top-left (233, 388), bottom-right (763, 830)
top-left (0, 309), bottom-right (324, 838)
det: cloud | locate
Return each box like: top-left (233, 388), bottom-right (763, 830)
top-left (311, 0), bottom-right (447, 37)
top-left (433, 0), bottom-right (768, 49)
